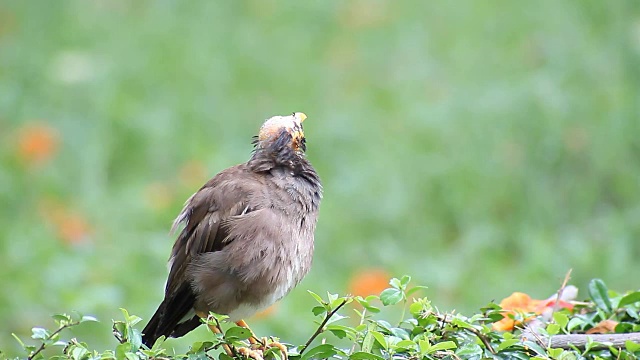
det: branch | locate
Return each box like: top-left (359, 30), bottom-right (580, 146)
top-left (435, 313), bottom-right (496, 354)
top-left (527, 332), bottom-right (640, 350)
top-left (28, 321), bottom-right (80, 360)
top-left (299, 299), bottom-right (349, 355)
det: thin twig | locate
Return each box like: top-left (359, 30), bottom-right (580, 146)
top-left (299, 299), bottom-right (349, 355)
top-left (464, 325), bottom-right (496, 354)
top-left (28, 321), bottom-right (80, 360)
top-left (349, 308), bottom-right (367, 355)
top-left (434, 313), bottom-right (496, 355)
top-left (553, 269), bottom-right (572, 314)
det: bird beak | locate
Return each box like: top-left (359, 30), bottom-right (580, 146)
top-left (293, 112), bottom-right (307, 123)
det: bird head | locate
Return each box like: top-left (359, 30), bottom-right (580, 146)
top-left (255, 112), bottom-right (307, 154)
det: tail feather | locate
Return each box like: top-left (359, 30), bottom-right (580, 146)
top-left (142, 302), bottom-right (166, 347)
top-left (141, 283), bottom-right (199, 347)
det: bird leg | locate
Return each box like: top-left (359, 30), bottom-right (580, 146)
top-left (236, 319), bottom-right (288, 360)
top-left (198, 311), bottom-right (235, 357)
top-left (211, 324), bottom-right (236, 357)
top-left (235, 319), bottom-right (260, 345)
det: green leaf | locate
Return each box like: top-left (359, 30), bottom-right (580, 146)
top-left (12, 333), bottom-right (26, 348)
top-left (219, 353), bottom-right (234, 360)
top-left (395, 339), bottom-right (417, 349)
top-left (361, 303), bottom-right (381, 313)
top-left (567, 317), bottom-right (585, 332)
top-left (546, 323), bottom-right (560, 336)
top-left (330, 296), bottom-right (349, 309)
top-left (380, 288), bottom-right (403, 306)
top-left (389, 277), bottom-right (402, 289)
top-left (418, 339), bottom-right (432, 356)
top-left (147, 335), bottom-right (166, 351)
top-left (115, 343), bottom-right (130, 359)
top-left (325, 313), bottom-right (349, 325)
top-left (264, 346), bottom-right (285, 360)
top-left (81, 315), bottom-right (98, 323)
top-left (327, 292), bottom-right (339, 304)
top-left (450, 316), bottom-right (474, 330)
top-left (356, 297), bottom-right (381, 313)
top-left (361, 323), bottom-right (376, 353)
top-left (400, 275), bottom-right (411, 288)
top-left (52, 314), bottom-right (72, 324)
top-left (389, 327), bottom-right (409, 340)
top-left (349, 351), bottom-right (385, 360)
top-left (370, 331), bottom-right (388, 350)
top-left (409, 302), bottom-right (424, 315)
top-left (311, 306), bottom-right (326, 316)
top-left (69, 344), bottom-right (90, 360)
top-left (553, 312), bottom-right (569, 329)
top-left (455, 343), bottom-right (483, 357)
top-left (625, 340), bottom-right (640, 352)
top-left (328, 328), bottom-right (346, 339)
top-left (406, 286), bottom-right (428, 296)
top-left (224, 326), bottom-right (252, 341)
top-left (588, 279), bottom-right (612, 313)
top-left (31, 327), bottom-right (49, 340)
top-left (615, 322), bottom-right (634, 333)
top-left (496, 339), bottom-right (520, 352)
top-left (547, 348), bottom-right (564, 358)
top-left (429, 341), bottom-right (457, 353)
top-left (618, 291), bottom-right (640, 308)
top-left (300, 344), bottom-right (337, 360)
top-left (327, 324), bottom-right (355, 337)
top-left (521, 341), bottom-right (548, 356)
top-left (129, 328), bottom-right (142, 349)
top-left (307, 290), bottom-right (326, 306)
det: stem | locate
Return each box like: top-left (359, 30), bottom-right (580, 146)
top-left (28, 321), bottom-right (80, 360)
top-left (398, 297), bottom-right (407, 326)
top-left (349, 308), bottom-right (367, 355)
top-left (435, 313), bottom-right (496, 355)
top-left (299, 299), bottom-right (349, 355)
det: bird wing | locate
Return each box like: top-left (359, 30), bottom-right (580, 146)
top-left (142, 165), bottom-right (258, 345)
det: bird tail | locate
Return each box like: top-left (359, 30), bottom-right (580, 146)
top-left (142, 302), bottom-right (165, 347)
top-left (141, 286), bottom-right (200, 347)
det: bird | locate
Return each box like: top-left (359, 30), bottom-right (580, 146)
top-left (141, 112), bottom-right (322, 354)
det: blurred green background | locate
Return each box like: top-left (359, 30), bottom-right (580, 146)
top-left (2, 0), bottom-right (640, 356)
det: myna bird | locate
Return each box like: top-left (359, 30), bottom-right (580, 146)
top-left (142, 112), bottom-right (322, 354)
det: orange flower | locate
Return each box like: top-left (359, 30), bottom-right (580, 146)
top-left (493, 292), bottom-right (575, 331)
top-left (492, 292), bottom-right (538, 331)
top-left (348, 269), bottom-right (390, 297)
top-left (39, 199), bottom-right (91, 245)
top-left (56, 212), bottom-right (91, 245)
top-left (17, 123), bottom-right (59, 165)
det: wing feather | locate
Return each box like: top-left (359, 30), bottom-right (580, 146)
top-left (142, 165), bottom-right (258, 347)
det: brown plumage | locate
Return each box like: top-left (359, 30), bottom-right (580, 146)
top-left (142, 112), bottom-right (322, 347)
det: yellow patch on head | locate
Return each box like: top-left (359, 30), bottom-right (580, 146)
top-left (258, 113), bottom-right (307, 149)
top-left (294, 112), bottom-right (307, 122)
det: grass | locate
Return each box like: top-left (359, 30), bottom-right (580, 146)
top-left (1, 0), bottom-right (639, 357)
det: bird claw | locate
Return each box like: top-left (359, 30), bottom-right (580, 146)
top-left (265, 342), bottom-right (288, 360)
top-left (237, 347), bottom-right (264, 360)
top-left (237, 340), bottom-right (287, 360)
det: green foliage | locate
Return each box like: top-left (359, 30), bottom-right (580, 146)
top-left (7, 277), bottom-right (640, 360)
